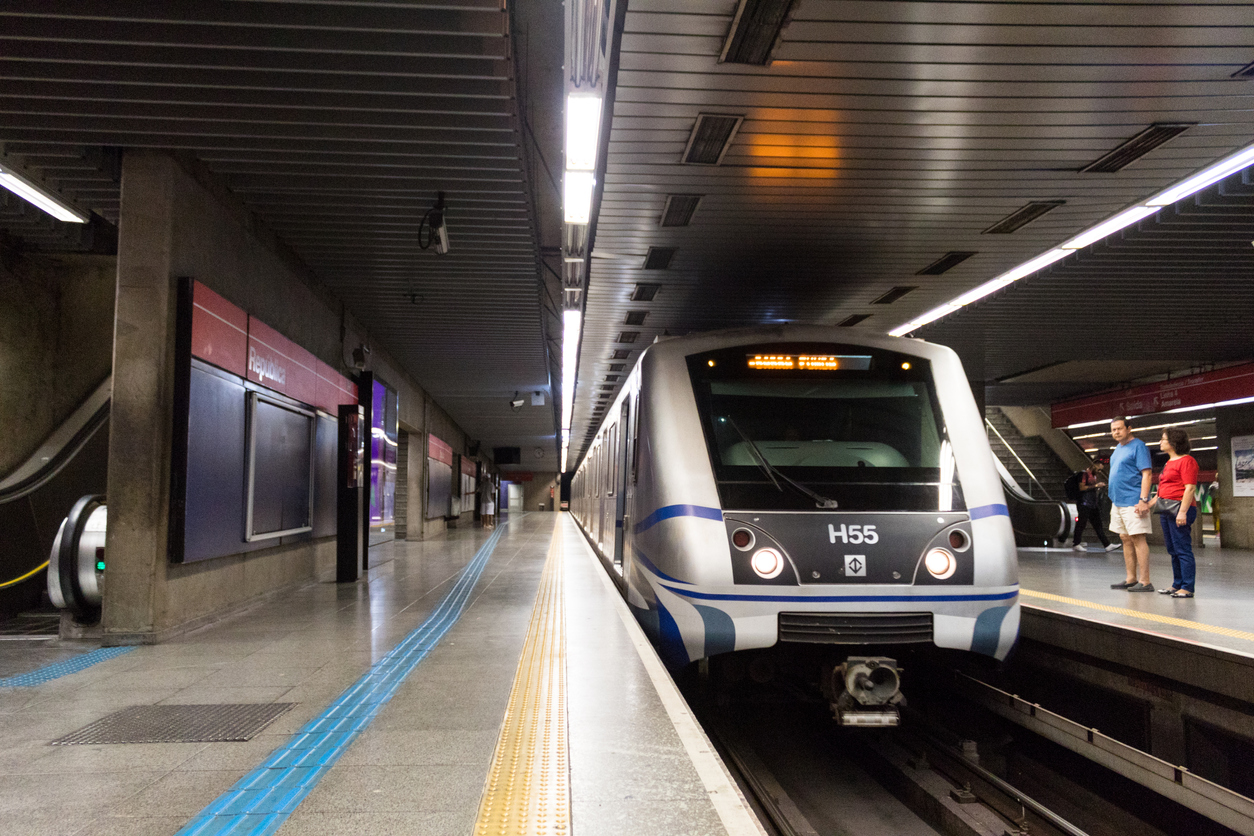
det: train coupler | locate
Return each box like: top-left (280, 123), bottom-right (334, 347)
top-left (828, 656), bottom-right (904, 727)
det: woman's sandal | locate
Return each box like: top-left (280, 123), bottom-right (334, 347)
top-left (1158, 587), bottom-right (1179, 595)
top-left (1170, 590), bottom-right (1194, 598)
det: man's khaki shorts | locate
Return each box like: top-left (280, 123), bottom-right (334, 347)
top-left (1110, 503), bottom-right (1152, 536)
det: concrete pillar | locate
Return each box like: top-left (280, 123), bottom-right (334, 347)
top-left (102, 151), bottom-right (178, 640)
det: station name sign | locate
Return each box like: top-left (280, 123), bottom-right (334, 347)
top-left (189, 280), bottom-right (356, 413)
top-left (1052, 362), bottom-right (1254, 428)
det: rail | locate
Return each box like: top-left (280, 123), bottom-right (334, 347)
top-left (955, 671), bottom-right (1254, 836)
top-left (985, 418), bottom-right (1053, 499)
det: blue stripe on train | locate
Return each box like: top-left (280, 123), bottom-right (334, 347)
top-left (633, 504), bottom-right (723, 534)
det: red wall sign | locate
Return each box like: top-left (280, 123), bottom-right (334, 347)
top-left (508, 471), bottom-right (534, 482)
top-left (1052, 362), bottom-right (1254, 428)
top-left (461, 457), bottom-right (477, 477)
top-left (190, 280), bottom-right (357, 412)
top-left (428, 434), bottom-right (454, 467)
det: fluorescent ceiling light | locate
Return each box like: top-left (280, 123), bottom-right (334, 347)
top-left (565, 94), bottom-right (603, 172)
top-left (561, 309), bottom-right (582, 432)
top-left (1065, 418), bottom-right (1114, 430)
top-left (1147, 142), bottom-right (1254, 206)
top-left (889, 138), bottom-right (1254, 337)
top-left (888, 303), bottom-right (961, 337)
top-left (1060, 205), bottom-right (1159, 250)
top-left (1164, 396), bottom-right (1254, 415)
top-left (561, 445), bottom-right (568, 473)
top-left (564, 172), bottom-right (595, 225)
top-left (0, 163), bottom-right (88, 223)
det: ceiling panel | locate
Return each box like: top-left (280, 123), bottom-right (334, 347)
top-left (0, 0), bottom-right (563, 469)
top-left (571, 0), bottom-right (1254, 460)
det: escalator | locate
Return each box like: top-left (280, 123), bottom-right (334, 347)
top-left (0, 378), bottom-right (110, 620)
top-left (993, 456), bottom-right (1076, 548)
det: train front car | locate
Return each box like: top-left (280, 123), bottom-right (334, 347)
top-left (627, 326), bottom-right (1018, 726)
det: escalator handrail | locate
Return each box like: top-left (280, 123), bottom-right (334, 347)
top-left (0, 377), bottom-right (110, 503)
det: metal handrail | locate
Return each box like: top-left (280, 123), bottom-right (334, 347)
top-left (986, 419), bottom-right (1054, 499)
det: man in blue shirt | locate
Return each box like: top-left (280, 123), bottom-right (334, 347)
top-left (1107, 417), bottom-right (1154, 591)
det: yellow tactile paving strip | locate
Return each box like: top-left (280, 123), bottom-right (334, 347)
top-left (474, 518), bottom-right (570, 836)
top-left (1021, 589), bottom-right (1254, 644)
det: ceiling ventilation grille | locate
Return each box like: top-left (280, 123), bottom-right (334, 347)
top-left (617, 331), bottom-right (640, 343)
top-left (916, 252), bottom-right (977, 275)
top-left (837, 314), bottom-right (870, 327)
top-left (720, 0), bottom-right (797, 65)
top-left (872, 286), bottom-right (917, 305)
top-left (661, 194), bottom-right (702, 227)
top-left (611, 349), bottom-right (631, 360)
top-left (983, 201), bottom-right (1065, 234)
top-left (643, 247), bottom-right (676, 269)
top-left (631, 282), bottom-right (661, 301)
top-left (1234, 60), bottom-right (1254, 78)
top-left (682, 115), bottom-right (743, 165)
top-left (624, 311), bottom-right (647, 325)
top-left (1081, 123), bottom-right (1194, 173)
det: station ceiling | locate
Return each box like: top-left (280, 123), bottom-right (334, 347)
top-left (0, 0), bottom-right (565, 470)
top-left (1, 2), bottom-right (1253, 467)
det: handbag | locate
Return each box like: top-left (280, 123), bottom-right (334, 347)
top-left (1153, 496), bottom-right (1182, 516)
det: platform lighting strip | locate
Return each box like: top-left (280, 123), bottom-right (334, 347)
top-left (564, 94), bottom-right (601, 225)
top-left (1065, 396), bottom-right (1254, 430)
top-left (561, 93), bottom-right (603, 471)
top-left (561, 309), bottom-right (581, 472)
top-left (0, 161), bottom-right (89, 223)
top-left (1068, 416), bottom-right (1213, 441)
top-left (889, 140), bottom-right (1254, 338)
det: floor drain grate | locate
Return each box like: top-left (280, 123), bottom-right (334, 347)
top-left (52, 703), bottom-right (295, 745)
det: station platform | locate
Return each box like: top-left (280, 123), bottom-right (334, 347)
top-left (0, 514), bottom-right (763, 836)
top-left (1017, 543), bottom-right (1254, 704)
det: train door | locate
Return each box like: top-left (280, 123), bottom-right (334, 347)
top-left (613, 400), bottom-right (630, 567)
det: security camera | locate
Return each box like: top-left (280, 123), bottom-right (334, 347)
top-left (421, 192), bottom-right (450, 255)
top-left (510, 392), bottom-right (525, 411)
top-left (350, 344), bottom-right (371, 370)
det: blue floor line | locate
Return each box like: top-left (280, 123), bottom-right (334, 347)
top-left (176, 523), bottom-right (510, 836)
top-left (0, 646), bottom-right (135, 687)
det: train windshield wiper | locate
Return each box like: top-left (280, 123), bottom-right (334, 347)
top-left (725, 417), bottom-right (839, 509)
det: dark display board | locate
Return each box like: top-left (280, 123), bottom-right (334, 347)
top-left (245, 393), bottom-right (314, 541)
top-left (169, 278), bottom-right (349, 564)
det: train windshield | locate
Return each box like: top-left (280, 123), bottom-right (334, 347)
top-left (687, 343), bottom-right (963, 512)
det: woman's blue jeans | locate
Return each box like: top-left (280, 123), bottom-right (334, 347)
top-left (1160, 505), bottom-right (1198, 593)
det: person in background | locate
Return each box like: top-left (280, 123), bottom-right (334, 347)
top-left (1107, 417), bottom-right (1155, 591)
top-left (1156, 428), bottom-right (1199, 598)
top-left (1073, 463), bottom-right (1118, 552)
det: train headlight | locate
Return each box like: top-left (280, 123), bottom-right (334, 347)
top-left (731, 528), bottom-right (755, 551)
top-left (750, 547), bottom-right (784, 579)
top-left (924, 548), bottom-right (956, 579)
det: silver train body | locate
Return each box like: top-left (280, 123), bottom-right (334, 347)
top-left (571, 326), bottom-right (1019, 682)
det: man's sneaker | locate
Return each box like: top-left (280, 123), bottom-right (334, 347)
top-left (1072, 544), bottom-right (1087, 552)
top-left (1110, 580), bottom-right (1136, 589)
top-left (1105, 543), bottom-right (1121, 552)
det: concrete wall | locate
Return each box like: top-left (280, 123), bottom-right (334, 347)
top-left (0, 252), bottom-right (115, 475)
top-left (1216, 404), bottom-right (1254, 549)
top-left (103, 151), bottom-right (495, 643)
top-left (999, 405), bottom-right (1093, 472)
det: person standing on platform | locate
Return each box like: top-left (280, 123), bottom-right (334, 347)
top-left (1155, 428), bottom-right (1199, 598)
top-left (1107, 417), bottom-right (1155, 591)
top-left (1072, 463), bottom-right (1118, 552)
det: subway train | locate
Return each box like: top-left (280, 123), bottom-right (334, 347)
top-left (570, 325), bottom-right (1018, 725)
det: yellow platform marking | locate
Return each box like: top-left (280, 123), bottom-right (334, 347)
top-left (474, 518), bottom-right (569, 836)
top-left (1021, 588), bottom-right (1254, 644)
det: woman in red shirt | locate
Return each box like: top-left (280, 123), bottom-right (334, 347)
top-left (1156, 428), bottom-right (1199, 598)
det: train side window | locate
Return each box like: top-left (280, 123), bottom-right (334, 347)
top-left (630, 390), bottom-right (641, 484)
top-left (607, 423), bottom-right (617, 497)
